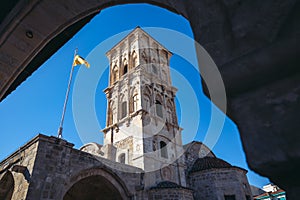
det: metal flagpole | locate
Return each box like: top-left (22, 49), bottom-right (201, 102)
top-left (57, 48), bottom-right (78, 138)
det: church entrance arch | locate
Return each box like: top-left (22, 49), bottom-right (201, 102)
top-left (63, 168), bottom-right (130, 200)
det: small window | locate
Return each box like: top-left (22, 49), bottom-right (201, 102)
top-left (155, 100), bottom-right (163, 118)
top-left (130, 94), bottom-right (138, 113)
top-left (160, 141), bottom-right (168, 158)
top-left (121, 101), bottom-right (127, 118)
top-left (123, 64), bottom-right (128, 75)
top-left (112, 66), bottom-right (118, 83)
top-left (118, 153), bottom-right (125, 164)
top-left (245, 195), bottom-right (251, 200)
top-left (224, 195), bottom-right (236, 200)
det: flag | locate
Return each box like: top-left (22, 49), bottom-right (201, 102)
top-left (73, 55), bottom-right (90, 68)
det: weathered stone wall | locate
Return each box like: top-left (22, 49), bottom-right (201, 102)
top-left (189, 168), bottom-right (253, 200)
top-left (0, 135), bottom-right (39, 200)
top-left (148, 188), bottom-right (194, 200)
top-left (27, 135), bottom-right (143, 199)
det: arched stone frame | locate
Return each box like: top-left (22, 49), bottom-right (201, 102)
top-left (118, 153), bottom-right (126, 164)
top-left (166, 99), bottom-right (174, 124)
top-left (156, 135), bottom-right (171, 159)
top-left (111, 65), bottom-right (119, 84)
top-left (142, 85), bottom-right (152, 112)
top-left (129, 88), bottom-right (138, 114)
top-left (62, 167), bottom-right (131, 200)
top-left (80, 142), bottom-right (103, 156)
top-left (131, 51), bottom-right (138, 68)
top-left (155, 93), bottom-right (164, 118)
top-left (119, 94), bottom-right (127, 119)
top-left (160, 141), bottom-right (168, 158)
top-left (0, 171), bottom-right (14, 200)
top-left (160, 166), bottom-right (173, 181)
top-left (121, 58), bottom-right (128, 76)
top-left (151, 58), bottom-right (158, 75)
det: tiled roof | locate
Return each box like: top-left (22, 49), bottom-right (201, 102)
top-left (189, 157), bottom-right (232, 173)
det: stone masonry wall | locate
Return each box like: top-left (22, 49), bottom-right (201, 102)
top-left (189, 168), bottom-right (253, 200)
top-left (148, 188), bottom-right (194, 200)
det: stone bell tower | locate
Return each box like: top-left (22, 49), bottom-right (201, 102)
top-left (102, 27), bottom-right (186, 186)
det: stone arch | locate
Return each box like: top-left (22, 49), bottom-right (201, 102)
top-left (63, 167), bottom-right (131, 200)
top-left (156, 135), bottom-right (172, 159)
top-left (131, 51), bottom-right (138, 68)
top-left (119, 94), bottom-right (127, 119)
top-left (142, 85), bottom-right (152, 112)
top-left (129, 87), bottom-right (138, 114)
top-left (166, 99), bottom-right (174, 123)
top-left (121, 58), bottom-right (128, 75)
top-left (155, 93), bottom-right (164, 118)
top-left (111, 65), bottom-right (119, 84)
top-left (0, 171), bottom-right (14, 200)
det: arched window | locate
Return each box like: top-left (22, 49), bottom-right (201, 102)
top-left (143, 95), bottom-right (151, 112)
top-left (123, 64), bottom-right (128, 75)
top-left (112, 65), bottom-right (118, 83)
top-left (121, 101), bottom-right (127, 119)
top-left (122, 59), bottom-right (128, 75)
top-left (130, 94), bottom-right (138, 114)
top-left (166, 100), bottom-right (173, 123)
top-left (160, 141), bottom-right (168, 158)
top-left (155, 100), bottom-right (163, 118)
top-left (132, 51), bottom-right (138, 68)
top-left (118, 153), bottom-right (125, 164)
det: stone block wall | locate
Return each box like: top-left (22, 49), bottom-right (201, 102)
top-left (189, 168), bottom-right (252, 200)
top-left (148, 188), bottom-right (194, 200)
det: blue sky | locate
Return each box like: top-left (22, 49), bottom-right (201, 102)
top-left (0, 4), bottom-right (269, 187)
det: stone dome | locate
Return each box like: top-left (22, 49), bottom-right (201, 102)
top-left (190, 157), bottom-right (232, 173)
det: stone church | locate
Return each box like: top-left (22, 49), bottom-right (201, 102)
top-left (0, 27), bottom-right (252, 200)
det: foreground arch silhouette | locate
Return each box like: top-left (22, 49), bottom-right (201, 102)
top-left (0, 1), bottom-right (299, 198)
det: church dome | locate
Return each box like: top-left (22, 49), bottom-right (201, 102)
top-left (190, 157), bottom-right (232, 173)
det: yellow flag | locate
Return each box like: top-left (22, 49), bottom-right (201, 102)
top-left (73, 55), bottom-right (90, 68)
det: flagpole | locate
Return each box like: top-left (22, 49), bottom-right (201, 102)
top-left (57, 48), bottom-right (78, 138)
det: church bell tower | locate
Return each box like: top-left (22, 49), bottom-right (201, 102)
top-left (102, 27), bottom-right (186, 186)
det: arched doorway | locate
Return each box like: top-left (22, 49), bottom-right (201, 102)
top-left (64, 175), bottom-right (123, 200)
top-left (0, 171), bottom-right (14, 200)
top-left (63, 168), bottom-right (130, 200)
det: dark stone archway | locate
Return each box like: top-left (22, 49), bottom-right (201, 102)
top-left (62, 167), bottom-right (131, 200)
top-left (0, 171), bottom-right (14, 200)
top-left (64, 175), bottom-right (123, 200)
